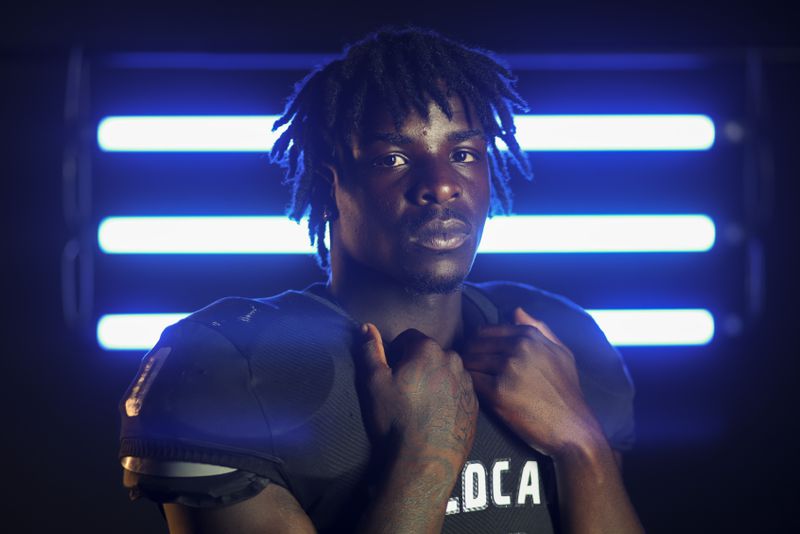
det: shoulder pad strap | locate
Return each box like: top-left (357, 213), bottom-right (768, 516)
top-left (462, 284), bottom-right (500, 325)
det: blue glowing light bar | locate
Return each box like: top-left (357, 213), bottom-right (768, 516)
top-left (98, 215), bottom-right (715, 255)
top-left (97, 314), bottom-right (187, 351)
top-left (97, 308), bottom-right (714, 350)
top-left (97, 116), bottom-right (284, 152)
top-left (98, 216), bottom-right (316, 254)
top-left (479, 215), bottom-right (715, 253)
top-left (589, 309), bottom-right (715, 346)
top-left (97, 114), bottom-right (715, 152)
top-left (512, 115), bottom-right (715, 151)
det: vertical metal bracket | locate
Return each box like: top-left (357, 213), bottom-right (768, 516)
top-left (61, 47), bottom-right (95, 334)
top-left (742, 48), bottom-right (775, 323)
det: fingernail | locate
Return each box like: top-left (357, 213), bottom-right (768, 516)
top-left (360, 323), bottom-right (370, 336)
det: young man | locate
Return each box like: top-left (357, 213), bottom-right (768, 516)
top-left (119, 28), bottom-right (643, 533)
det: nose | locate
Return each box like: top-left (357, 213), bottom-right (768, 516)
top-left (409, 162), bottom-right (463, 206)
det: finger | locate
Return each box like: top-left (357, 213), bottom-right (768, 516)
top-left (359, 323), bottom-right (389, 372)
top-left (467, 370), bottom-right (496, 399)
top-left (388, 328), bottom-right (440, 366)
top-left (471, 323), bottom-right (550, 342)
top-left (471, 323), bottom-right (525, 338)
top-left (390, 327), bottom-right (433, 348)
top-left (463, 334), bottom-right (529, 356)
top-left (514, 307), bottom-right (565, 347)
top-left (461, 351), bottom-right (503, 374)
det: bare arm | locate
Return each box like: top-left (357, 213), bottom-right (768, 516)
top-left (160, 323), bottom-right (476, 534)
top-left (354, 447), bottom-right (460, 534)
top-left (553, 439), bottom-right (641, 534)
top-left (160, 447), bottom-right (460, 534)
top-left (163, 483), bottom-right (316, 534)
top-left (462, 308), bottom-right (643, 534)
top-left (353, 324), bottom-right (478, 534)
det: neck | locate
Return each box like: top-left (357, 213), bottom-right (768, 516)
top-left (329, 256), bottom-right (464, 350)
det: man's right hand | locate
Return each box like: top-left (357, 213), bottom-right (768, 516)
top-left (358, 323), bottom-right (478, 468)
top-left (353, 324), bottom-right (477, 533)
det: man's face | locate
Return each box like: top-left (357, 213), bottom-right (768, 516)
top-left (330, 94), bottom-right (491, 294)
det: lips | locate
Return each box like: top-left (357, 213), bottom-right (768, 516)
top-left (410, 218), bottom-right (472, 251)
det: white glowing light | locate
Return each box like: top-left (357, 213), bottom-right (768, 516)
top-left (588, 309), bottom-right (715, 346)
top-left (98, 308), bottom-right (714, 350)
top-left (98, 216), bottom-right (316, 254)
top-left (97, 114), bottom-right (715, 152)
top-left (97, 313), bottom-right (187, 351)
top-left (97, 116), bottom-right (286, 152)
top-left (512, 115), bottom-right (715, 151)
top-left (98, 215), bottom-right (715, 254)
top-left (479, 215), bottom-right (715, 253)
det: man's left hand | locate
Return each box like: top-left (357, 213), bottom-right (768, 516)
top-left (461, 307), bottom-right (605, 460)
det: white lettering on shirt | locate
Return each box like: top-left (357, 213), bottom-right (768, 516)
top-left (517, 460), bottom-right (541, 506)
top-left (491, 459), bottom-right (512, 507)
top-left (462, 461), bottom-right (489, 512)
top-left (448, 458), bottom-right (542, 515)
top-left (446, 497), bottom-right (460, 515)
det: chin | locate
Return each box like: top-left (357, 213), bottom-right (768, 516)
top-left (400, 265), bottom-right (470, 296)
top-left (396, 241), bottom-right (478, 295)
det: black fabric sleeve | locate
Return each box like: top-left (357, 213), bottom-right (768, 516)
top-left (123, 468), bottom-right (271, 508)
top-left (118, 319), bottom-right (290, 502)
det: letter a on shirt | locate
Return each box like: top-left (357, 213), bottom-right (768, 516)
top-left (517, 461), bottom-right (541, 506)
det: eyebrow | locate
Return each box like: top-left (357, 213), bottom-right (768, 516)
top-left (449, 129), bottom-right (484, 142)
top-left (364, 132), bottom-right (413, 145)
top-left (363, 128), bottom-right (485, 146)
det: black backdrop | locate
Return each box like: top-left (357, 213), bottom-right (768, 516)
top-left (3, 3), bottom-right (799, 532)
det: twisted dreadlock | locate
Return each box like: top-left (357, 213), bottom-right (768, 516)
top-left (270, 27), bottom-right (532, 270)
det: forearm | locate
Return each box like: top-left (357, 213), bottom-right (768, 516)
top-left (355, 448), bottom-right (459, 534)
top-left (553, 435), bottom-right (644, 534)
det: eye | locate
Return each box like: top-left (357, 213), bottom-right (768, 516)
top-left (452, 150), bottom-right (478, 163)
top-left (373, 154), bottom-right (408, 168)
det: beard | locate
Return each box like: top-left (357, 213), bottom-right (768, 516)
top-left (399, 263), bottom-right (469, 296)
top-left (397, 206), bottom-right (477, 295)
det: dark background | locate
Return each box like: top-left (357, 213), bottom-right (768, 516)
top-left (3, 2), bottom-right (799, 532)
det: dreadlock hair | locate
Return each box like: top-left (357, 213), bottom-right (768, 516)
top-left (270, 26), bottom-right (532, 270)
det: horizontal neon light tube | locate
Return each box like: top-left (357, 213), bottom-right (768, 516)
top-left (97, 114), bottom-right (714, 152)
top-left (479, 215), bottom-right (715, 253)
top-left (97, 309), bottom-right (714, 350)
top-left (98, 215), bottom-right (715, 254)
top-left (589, 309), bottom-right (715, 346)
top-left (97, 314), bottom-right (188, 351)
top-left (512, 115), bottom-right (714, 151)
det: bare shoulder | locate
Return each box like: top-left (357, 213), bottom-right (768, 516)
top-left (164, 483), bottom-right (316, 534)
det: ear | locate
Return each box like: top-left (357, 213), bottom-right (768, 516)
top-left (317, 163), bottom-right (340, 204)
top-left (317, 163), bottom-right (339, 188)
top-left (315, 164), bottom-right (340, 223)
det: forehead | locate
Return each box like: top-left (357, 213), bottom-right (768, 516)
top-left (356, 92), bottom-right (481, 143)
